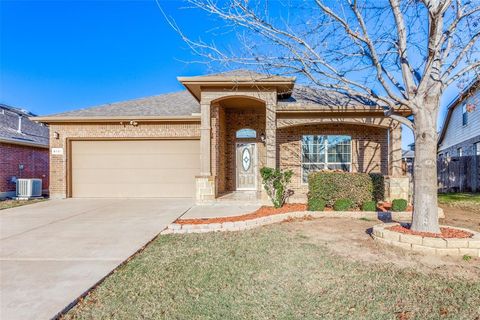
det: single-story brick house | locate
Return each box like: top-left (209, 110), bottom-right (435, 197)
top-left (33, 70), bottom-right (409, 202)
top-left (1, 104), bottom-right (49, 198)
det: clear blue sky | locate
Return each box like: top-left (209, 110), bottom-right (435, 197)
top-left (0, 0), bottom-right (466, 149)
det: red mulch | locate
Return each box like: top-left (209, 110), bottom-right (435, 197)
top-left (387, 225), bottom-right (473, 238)
top-left (175, 203), bottom-right (307, 225)
top-left (377, 202), bottom-right (413, 212)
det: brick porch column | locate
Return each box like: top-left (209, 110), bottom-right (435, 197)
top-left (385, 121), bottom-right (409, 201)
top-left (265, 101), bottom-right (276, 168)
top-left (200, 101), bottom-right (211, 176)
top-left (389, 121), bottom-right (403, 177)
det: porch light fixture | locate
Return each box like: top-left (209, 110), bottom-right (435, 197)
top-left (53, 131), bottom-right (59, 139)
top-left (260, 133), bottom-right (266, 143)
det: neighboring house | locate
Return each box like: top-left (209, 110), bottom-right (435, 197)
top-left (438, 79), bottom-right (480, 157)
top-left (402, 149), bottom-right (414, 176)
top-left (33, 70), bottom-right (409, 202)
top-left (0, 104), bottom-right (49, 198)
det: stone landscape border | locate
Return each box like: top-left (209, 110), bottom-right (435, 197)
top-left (372, 223), bottom-right (480, 257)
top-left (161, 210), bottom-right (416, 235)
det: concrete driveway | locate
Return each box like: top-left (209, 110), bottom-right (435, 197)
top-left (0, 198), bottom-right (192, 320)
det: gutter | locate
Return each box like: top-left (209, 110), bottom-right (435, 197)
top-left (0, 137), bottom-right (49, 149)
top-left (30, 115), bottom-right (201, 124)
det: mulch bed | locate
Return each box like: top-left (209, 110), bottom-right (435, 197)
top-left (387, 225), bottom-right (473, 238)
top-left (175, 203), bottom-right (307, 225)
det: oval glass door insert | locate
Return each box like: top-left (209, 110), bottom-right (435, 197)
top-left (242, 148), bottom-right (251, 171)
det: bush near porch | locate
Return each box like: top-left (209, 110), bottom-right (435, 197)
top-left (308, 171), bottom-right (384, 209)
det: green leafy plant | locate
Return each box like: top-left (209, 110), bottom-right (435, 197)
top-left (308, 198), bottom-right (326, 211)
top-left (260, 167), bottom-right (293, 208)
top-left (333, 199), bottom-right (353, 211)
top-left (308, 171), bottom-right (373, 208)
top-left (462, 255), bottom-right (472, 262)
top-left (361, 200), bottom-right (377, 212)
top-left (369, 173), bottom-right (385, 202)
top-left (392, 199), bottom-right (408, 212)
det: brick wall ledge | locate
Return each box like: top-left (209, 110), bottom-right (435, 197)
top-left (161, 210), bottom-right (416, 235)
top-left (372, 223), bottom-right (480, 257)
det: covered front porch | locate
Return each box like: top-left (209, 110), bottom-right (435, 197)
top-left (177, 71), bottom-right (409, 204)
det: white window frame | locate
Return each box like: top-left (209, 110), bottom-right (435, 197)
top-left (301, 135), bottom-right (352, 184)
top-left (462, 104), bottom-right (468, 126)
top-left (457, 147), bottom-right (463, 157)
top-left (475, 142), bottom-right (480, 156)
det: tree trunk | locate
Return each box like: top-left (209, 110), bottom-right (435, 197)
top-left (411, 103), bottom-right (440, 233)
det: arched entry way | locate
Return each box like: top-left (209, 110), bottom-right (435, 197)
top-left (212, 97), bottom-right (267, 195)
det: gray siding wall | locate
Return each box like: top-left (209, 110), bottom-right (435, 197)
top-left (438, 135), bottom-right (480, 157)
top-left (438, 88), bottom-right (480, 155)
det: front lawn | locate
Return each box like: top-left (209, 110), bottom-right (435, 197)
top-left (64, 220), bottom-right (480, 320)
top-left (0, 198), bottom-right (47, 210)
top-left (438, 193), bottom-right (480, 213)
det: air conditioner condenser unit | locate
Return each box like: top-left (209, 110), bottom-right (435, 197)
top-left (16, 179), bottom-right (43, 199)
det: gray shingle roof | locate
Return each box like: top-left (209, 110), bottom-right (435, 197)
top-left (40, 82), bottom-right (379, 121)
top-left (0, 104), bottom-right (49, 147)
top-left (180, 69), bottom-right (295, 81)
top-left (46, 91), bottom-right (200, 118)
top-left (278, 85), bottom-right (376, 108)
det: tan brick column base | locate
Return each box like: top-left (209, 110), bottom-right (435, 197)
top-left (195, 176), bottom-right (216, 203)
top-left (384, 176), bottom-right (410, 201)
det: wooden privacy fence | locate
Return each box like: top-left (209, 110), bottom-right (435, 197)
top-left (437, 155), bottom-right (480, 193)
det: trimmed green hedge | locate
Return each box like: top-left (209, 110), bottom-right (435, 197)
top-left (392, 199), bottom-right (408, 212)
top-left (308, 171), bottom-right (375, 208)
top-left (369, 173), bottom-right (385, 202)
top-left (308, 198), bottom-right (326, 211)
top-left (334, 199), bottom-right (353, 211)
top-left (362, 200), bottom-right (377, 212)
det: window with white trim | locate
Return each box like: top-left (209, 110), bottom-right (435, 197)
top-left (462, 104), bottom-right (468, 126)
top-left (457, 147), bottom-right (463, 157)
top-left (475, 142), bottom-right (480, 156)
top-left (302, 135), bottom-right (352, 183)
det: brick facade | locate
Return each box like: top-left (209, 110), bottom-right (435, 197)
top-left (212, 106), bottom-right (266, 194)
top-left (48, 122), bottom-right (200, 198)
top-left (277, 124), bottom-right (388, 200)
top-left (0, 142), bottom-right (49, 196)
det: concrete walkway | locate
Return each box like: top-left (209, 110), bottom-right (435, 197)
top-left (0, 198), bottom-right (192, 320)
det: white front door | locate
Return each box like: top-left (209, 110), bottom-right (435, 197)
top-left (236, 143), bottom-right (257, 190)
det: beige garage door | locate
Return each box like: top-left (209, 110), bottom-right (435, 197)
top-left (71, 140), bottom-right (200, 198)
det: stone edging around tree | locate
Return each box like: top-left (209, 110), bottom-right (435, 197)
top-left (372, 223), bottom-right (480, 257)
top-left (161, 210), bottom-right (417, 235)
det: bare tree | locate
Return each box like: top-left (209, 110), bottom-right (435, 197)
top-left (161, 0), bottom-right (480, 233)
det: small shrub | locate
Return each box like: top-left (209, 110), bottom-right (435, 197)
top-left (369, 173), bottom-right (385, 202)
top-left (333, 199), bottom-right (353, 211)
top-left (308, 198), bottom-right (326, 211)
top-left (308, 171), bottom-right (373, 208)
top-left (361, 200), bottom-right (377, 212)
top-left (260, 167), bottom-right (293, 208)
top-left (463, 255), bottom-right (472, 262)
top-left (392, 199), bottom-right (408, 212)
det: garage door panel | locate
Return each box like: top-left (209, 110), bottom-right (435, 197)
top-left (73, 140), bottom-right (199, 154)
top-left (73, 168), bottom-right (200, 184)
top-left (72, 154), bottom-right (200, 169)
top-left (73, 183), bottom-right (196, 198)
top-left (71, 140), bottom-right (200, 198)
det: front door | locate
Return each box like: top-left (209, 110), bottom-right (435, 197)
top-left (236, 143), bottom-right (257, 190)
